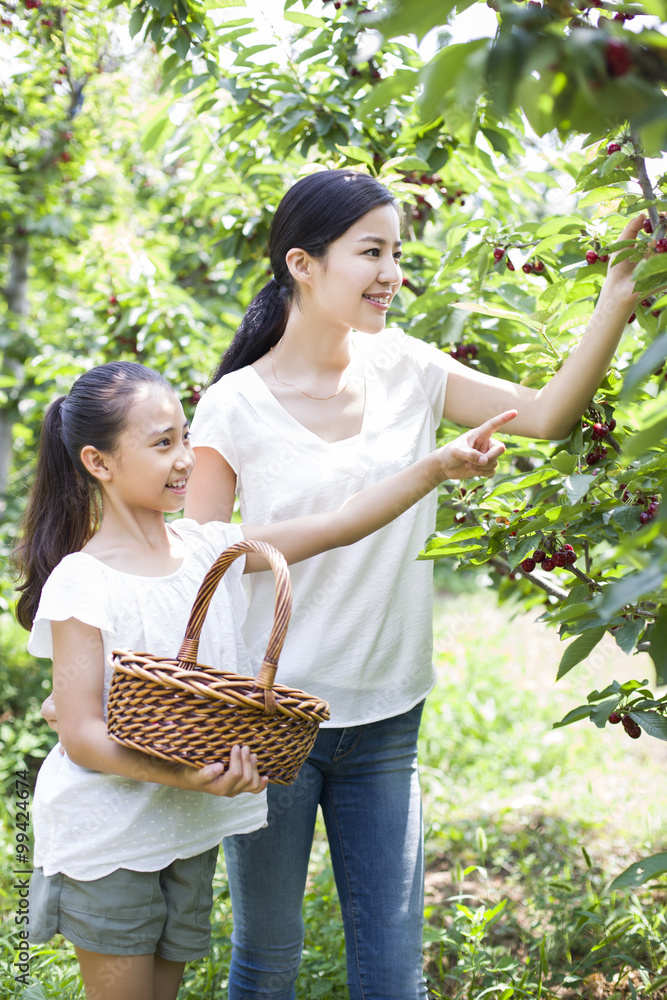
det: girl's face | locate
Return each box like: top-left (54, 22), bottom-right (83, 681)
top-left (307, 204), bottom-right (402, 334)
top-left (103, 386), bottom-right (194, 514)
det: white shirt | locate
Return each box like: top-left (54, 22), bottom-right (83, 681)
top-left (29, 519), bottom-right (268, 880)
top-left (191, 329), bottom-right (451, 727)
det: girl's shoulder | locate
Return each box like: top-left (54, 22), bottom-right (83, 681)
top-left (29, 553), bottom-right (116, 658)
top-left (356, 328), bottom-right (452, 373)
top-left (174, 518), bottom-right (244, 561)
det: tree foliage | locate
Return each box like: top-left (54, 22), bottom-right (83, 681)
top-left (1, 0), bottom-right (666, 744)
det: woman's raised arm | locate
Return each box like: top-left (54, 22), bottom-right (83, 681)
top-left (442, 215), bottom-right (644, 441)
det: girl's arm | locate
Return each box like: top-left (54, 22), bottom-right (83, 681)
top-left (442, 215), bottom-right (644, 441)
top-left (52, 618), bottom-right (267, 796)
top-left (241, 409), bottom-right (516, 569)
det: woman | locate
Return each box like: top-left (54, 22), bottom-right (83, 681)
top-left (186, 169), bottom-right (642, 1000)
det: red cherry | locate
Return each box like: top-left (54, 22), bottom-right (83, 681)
top-left (565, 549), bottom-right (577, 565)
top-left (628, 312), bottom-right (636, 323)
top-left (564, 543), bottom-right (574, 551)
top-left (493, 247), bottom-right (505, 261)
top-left (585, 250), bottom-right (598, 265)
top-left (605, 39), bottom-right (633, 78)
top-left (109, 294), bottom-right (118, 306)
top-left (643, 220), bottom-right (654, 235)
top-left (521, 558), bottom-right (536, 573)
top-left (507, 260), bottom-right (515, 271)
top-left (607, 418), bottom-right (616, 432)
top-left (522, 263), bottom-right (532, 274)
top-left (553, 551), bottom-right (567, 567)
top-left (532, 260), bottom-right (545, 272)
top-left (640, 511), bottom-right (651, 524)
top-left (533, 549), bottom-right (545, 562)
top-left (542, 558), bottom-right (555, 571)
top-left (608, 712), bottom-right (622, 724)
top-left (607, 143), bottom-right (621, 155)
top-left (655, 238), bottom-right (667, 253)
top-left (599, 254), bottom-right (609, 262)
top-left (641, 298), bottom-right (653, 307)
top-left (586, 452), bottom-right (599, 465)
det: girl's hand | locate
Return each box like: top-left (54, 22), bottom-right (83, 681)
top-left (181, 745), bottom-right (268, 797)
top-left (41, 693), bottom-right (59, 732)
top-left (437, 409), bottom-right (517, 480)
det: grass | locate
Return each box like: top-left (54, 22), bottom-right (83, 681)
top-left (2, 587), bottom-right (666, 998)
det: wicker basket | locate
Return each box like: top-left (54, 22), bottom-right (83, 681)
top-left (106, 539), bottom-right (330, 785)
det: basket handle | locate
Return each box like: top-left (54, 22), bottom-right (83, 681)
top-left (176, 539), bottom-right (292, 697)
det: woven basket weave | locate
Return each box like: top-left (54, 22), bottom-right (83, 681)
top-left (106, 539), bottom-right (330, 785)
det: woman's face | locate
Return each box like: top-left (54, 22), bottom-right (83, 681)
top-left (307, 203), bottom-right (403, 334)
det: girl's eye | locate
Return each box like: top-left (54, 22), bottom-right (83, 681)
top-left (394, 252), bottom-right (402, 261)
top-left (183, 431), bottom-right (191, 443)
top-left (157, 438), bottom-right (171, 447)
top-left (365, 248), bottom-right (380, 257)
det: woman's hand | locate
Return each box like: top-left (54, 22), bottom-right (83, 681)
top-left (436, 409), bottom-right (517, 480)
top-left (602, 213), bottom-right (646, 304)
top-left (179, 745), bottom-right (268, 797)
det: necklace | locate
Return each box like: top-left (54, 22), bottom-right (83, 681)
top-left (269, 344), bottom-right (356, 400)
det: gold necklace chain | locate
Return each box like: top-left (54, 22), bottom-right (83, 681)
top-left (269, 344), bottom-right (356, 400)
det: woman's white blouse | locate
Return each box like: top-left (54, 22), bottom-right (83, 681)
top-left (29, 519), bottom-right (268, 880)
top-left (191, 329), bottom-right (452, 727)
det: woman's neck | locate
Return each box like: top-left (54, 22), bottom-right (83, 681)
top-left (278, 308), bottom-right (354, 374)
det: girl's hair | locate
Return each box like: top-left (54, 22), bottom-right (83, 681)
top-left (13, 361), bottom-right (170, 630)
top-left (211, 169), bottom-right (398, 381)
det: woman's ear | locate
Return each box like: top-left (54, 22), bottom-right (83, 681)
top-left (285, 247), bottom-right (315, 287)
top-left (80, 445), bottom-right (113, 482)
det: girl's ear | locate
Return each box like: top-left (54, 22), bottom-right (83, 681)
top-left (80, 445), bottom-right (113, 482)
top-left (285, 247), bottom-right (315, 287)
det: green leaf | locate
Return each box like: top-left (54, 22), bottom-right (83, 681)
top-left (597, 564), bottom-right (667, 619)
top-left (551, 452), bottom-right (577, 476)
top-left (129, 7), bottom-right (148, 38)
top-left (649, 609), bottom-right (667, 686)
top-left (284, 11), bottom-right (326, 29)
top-left (556, 626), bottom-right (607, 681)
top-left (632, 710), bottom-right (667, 741)
top-left (614, 616), bottom-right (644, 655)
top-left (609, 852), bottom-right (667, 891)
top-left (334, 145), bottom-right (374, 166)
top-left (563, 474), bottom-right (594, 505)
top-left (590, 699), bottom-right (620, 728)
top-left (553, 703), bottom-right (594, 728)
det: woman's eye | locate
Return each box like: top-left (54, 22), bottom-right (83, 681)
top-left (394, 252), bottom-right (402, 261)
top-left (365, 248), bottom-right (380, 257)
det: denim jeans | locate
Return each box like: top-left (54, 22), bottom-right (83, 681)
top-left (223, 701), bottom-right (428, 1000)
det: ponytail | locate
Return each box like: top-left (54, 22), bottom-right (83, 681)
top-left (210, 169), bottom-right (398, 383)
top-left (13, 397), bottom-right (97, 630)
top-left (13, 361), bottom-right (169, 630)
top-left (211, 280), bottom-right (288, 383)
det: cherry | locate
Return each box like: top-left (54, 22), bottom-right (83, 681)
top-left (564, 543), bottom-right (574, 551)
top-left (607, 143), bottom-right (621, 155)
top-left (627, 312), bottom-right (636, 323)
top-left (608, 712), bottom-right (622, 724)
top-left (533, 549), bottom-right (546, 562)
top-left (565, 549), bottom-right (577, 565)
top-left (522, 263), bottom-right (532, 274)
top-left (109, 294), bottom-right (118, 306)
top-left (655, 238), bottom-right (667, 253)
top-left (599, 254), bottom-right (609, 263)
top-left (605, 39), bottom-right (633, 78)
top-left (643, 220), bottom-right (654, 235)
top-left (586, 452), bottom-right (599, 465)
top-left (640, 511), bottom-right (651, 524)
top-left (607, 418), bottom-right (616, 432)
top-left (621, 715), bottom-right (641, 739)
top-left (553, 551), bottom-right (567, 567)
top-left (542, 558), bottom-right (555, 571)
top-left (493, 247), bottom-right (505, 261)
top-left (585, 250), bottom-right (598, 265)
top-left (521, 557), bottom-right (536, 573)
top-left (507, 260), bottom-right (515, 271)
top-left (532, 260), bottom-right (545, 272)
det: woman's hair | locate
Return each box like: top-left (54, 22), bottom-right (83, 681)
top-left (13, 361), bottom-right (170, 630)
top-left (211, 169), bottom-right (398, 381)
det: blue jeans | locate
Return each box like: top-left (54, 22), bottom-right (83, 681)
top-left (223, 701), bottom-right (428, 1000)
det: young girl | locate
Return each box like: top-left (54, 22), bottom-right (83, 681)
top-left (16, 360), bottom-right (513, 1000)
top-left (184, 169), bottom-right (645, 999)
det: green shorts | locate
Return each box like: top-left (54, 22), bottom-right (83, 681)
top-left (28, 847), bottom-right (219, 961)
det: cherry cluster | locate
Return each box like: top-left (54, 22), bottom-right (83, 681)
top-left (25, 0), bottom-right (43, 8)
top-left (620, 487), bottom-right (661, 525)
top-left (585, 249), bottom-right (610, 265)
top-left (492, 247), bottom-right (546, 274)
top-left (521, 543), bottom-right (577, 574)
top-left (584, 414), bottom-right (615, 465)
top-left (449, 342), bottom-right (479, 361)
top-left (608, 712), bottom-right (641, 739)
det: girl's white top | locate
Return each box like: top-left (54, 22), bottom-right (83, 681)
top-left (29, 519), bottom-right (268, 881)
top-left (191, 329), bottom-right (452, 727)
